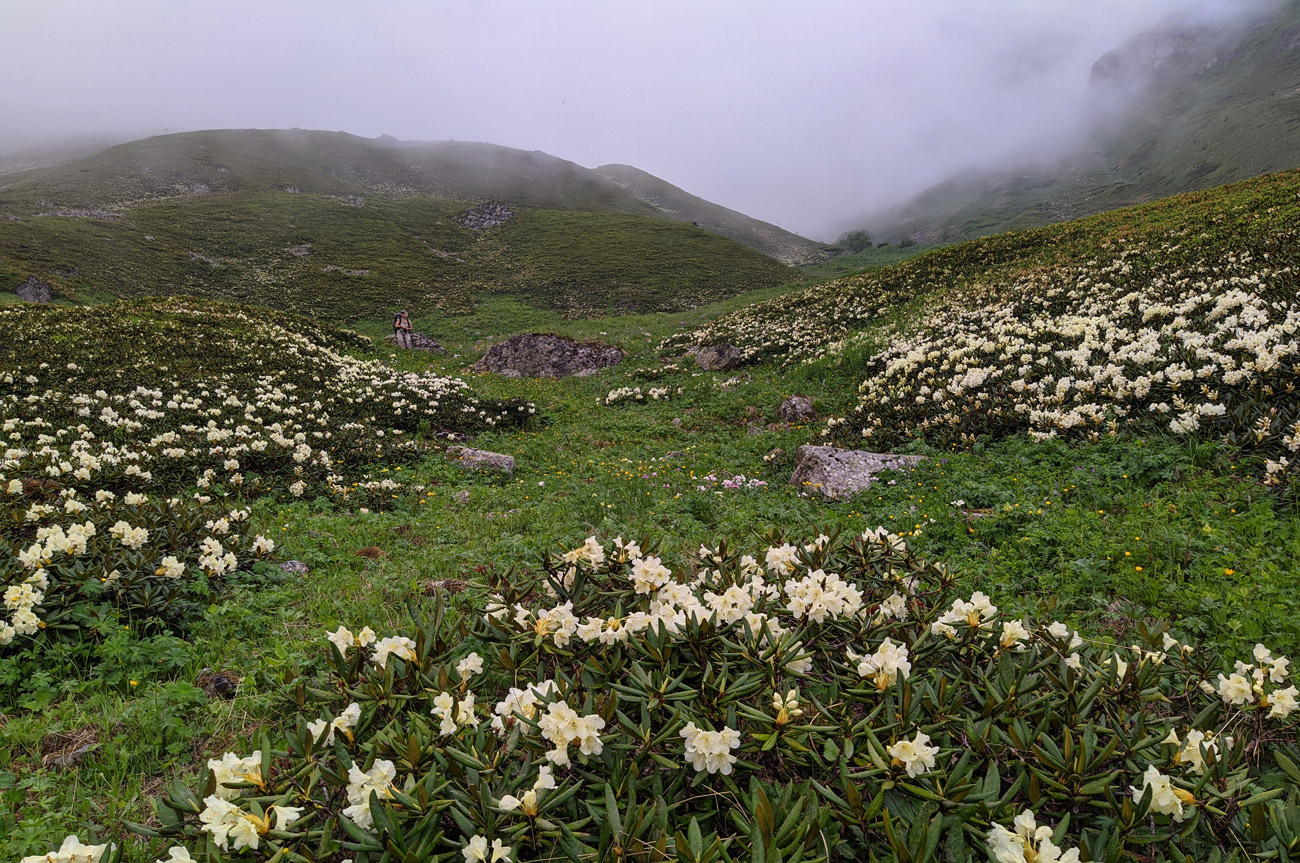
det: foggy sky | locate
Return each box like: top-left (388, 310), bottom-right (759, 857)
top-left (0, 0), bottom-right (1268, 240)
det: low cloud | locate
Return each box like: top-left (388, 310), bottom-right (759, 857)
top-left (0, 0), bottom-right (1272, 239)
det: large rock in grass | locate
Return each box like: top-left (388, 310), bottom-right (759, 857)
top-left (473, 333), bottom-right (625, 378)
top-left (790, 445), bottom-right (923, 499)
top-left (691, 343), bottom-right (743, 371)
top-left (778, 395), bottom-right (816, 423)
top-left (447, 446), bottom-right (515, 476)
top-left (15, 275), bottom-right (51, 304)
top-left (385, 331), bottom-right (446, 352)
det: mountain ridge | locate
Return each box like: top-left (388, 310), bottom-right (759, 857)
top-left (0, 129), bottom-right (827, 265)
top-left (858, 2), bottom-right (1300, 248)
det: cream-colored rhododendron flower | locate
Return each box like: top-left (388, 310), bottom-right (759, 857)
top-left (371, 635), bottom-right (417, 668)
top-left (1165, 728), bottom-right (1225, 774)
top-left (538, 700), bottom-right (605, 767)
top-left (155, 847), bottom-right (195, 863)
top-left (462, 835), bottom-right (511, 863)
top-left (307, 702), bottom-right (362, 745)
top-left (155, 555), bottom-right (185, 579)
top-left (931, 592), bottom-right (997, 637)
top-left (773, 689), bottom-right (803, 724)
top-left (325, 625), bottom-right (377, 657)
top-left (986, 810), bottom-right (1081, 863)
top-left (458, 652), bottom-right (484, 679)
top-left (850, 637), bottom-right (912, 689)
top-left (1133, 765), bottom-right (1194, 820)
top-left (887, 731), bottom-right (939, 778)
top-left (764, 543), bottom-right (799, 576)
top-left (1269, 685), bottom-right (1299, 718)
top-left (499, 788), bottom-right (539, 816)
top-left (207, 751), bottom-right (263, 799)
top-left (1218, 672), bottom-right (1255, 705)
top-left (20, 835), bottom-right (112, 863)
top-left (344, 760), bottom-right (397, 829)
top-left (680, 722), bottom-right (741, 775)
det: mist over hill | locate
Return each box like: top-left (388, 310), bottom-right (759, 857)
top-left (0, 129), bottom-right (821, 320)
top-left (855, 2), bottom-right (1300, 247)
top-left (0, 129), bottom-right (826, 265)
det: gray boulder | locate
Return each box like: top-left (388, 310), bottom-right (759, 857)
top-left (790, 445), bottom-right (923, 499)
top-left (447, 446), bottom-right (515, 476)
top-left (692, 343), bottom-right (743, 371)
top-left (386, 331), bottom-right (446, 352)
top-left (15, 275), bottom-right (51, 304)
top-left (456, 200), bottom-right (514, 229)
top-left (473, 333), bottom-right (624, 378)
top-left (778, 395), bottom-right (815, 423)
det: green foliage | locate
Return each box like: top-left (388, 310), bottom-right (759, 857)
top-left (667, 169), bottom-right (1300, 367)
top-left (133, 531), bottom-right (1300, 861)
top-left (838, 230), bottom-right (872, 253)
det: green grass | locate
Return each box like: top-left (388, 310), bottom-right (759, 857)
top-left (0, 193), bottom-right (794, 321)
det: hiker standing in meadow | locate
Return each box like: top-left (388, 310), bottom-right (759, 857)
top-left (393, 309), bottom-right (413, 348)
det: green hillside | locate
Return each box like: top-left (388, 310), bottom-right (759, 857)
top-left (4, 170), bottom-right (1300, 861)
top-left (861, 2), bottom-right (1300, 246)
top-left (669, 167), bottom-right (1300, 366)
top-left (0, 131), bottom-right (801, 320)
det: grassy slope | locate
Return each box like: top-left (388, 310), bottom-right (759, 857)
top-left (595, 163), bottom-right (831, 265)
top-left (863, 3), bottom-right (1300, 245)
top-left (4, 289), bottom-right (1298, 856)
top-left (0, 191), bottom-right (795, 321)
top-left (671, 167), bottom-right (1300, 364)
top-left (0, 129), bottom-right (821, 317)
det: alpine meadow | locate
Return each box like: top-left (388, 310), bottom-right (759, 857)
top-left (3, 4), bottom-right (1300, 863)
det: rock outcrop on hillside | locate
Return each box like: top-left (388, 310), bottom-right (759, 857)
top-left (790, 445), bottom-right (923, 499)
top-left (456, 201), bottom-right (514, 229)
top-left (473, 333), bottom-right (625, 378)
top-left (15, 276), bottom-right (51, 303)
top-left (777, 395), bottom-right (815, 423)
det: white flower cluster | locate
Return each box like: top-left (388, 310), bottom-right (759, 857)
top-left (831, 241), bottom-right (1300, 453)
top-left (680, 722), bottom-right (741, 774)
top-left (987, 810), bottom-right (1081, 863)
top-left (307, 702), bottom-right (361, 745)
top-left (344, 759), bottom-right (398, 829)
top-left (0, 300), bottom-right (534, 505)
top-left (2, 480), bottom-right (264, 648)
top-left (603, 385), bottom-right (682, 406)
top-left (20, 835), bottom-right (111, 863)
top-left (1205, 643), bottom-right (1297, 718)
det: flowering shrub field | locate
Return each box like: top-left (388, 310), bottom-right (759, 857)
top-left (663, 169), bottom-right (1300, 370)
top-left (1, 481), bottom-right (275, 650)
top-left (109, 530), bottom-right (1300, 862)
top-left (828, 230), bottom-right (1300, 480)
top-left (0, 299), bottom-right (534, 503)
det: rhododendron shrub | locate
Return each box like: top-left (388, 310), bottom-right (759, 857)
top-left (1, 477), bottom-right (276, 653)
top-left (0, 299), bottom-right (535, 504)
top-left (128, 531), bottom-right (1300, 861)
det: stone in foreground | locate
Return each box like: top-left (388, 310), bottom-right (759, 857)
top-left (473, 333), bottom-right (625, 378)
top-left (790, 445), bottom-right (923, 499)
top-left (447, 445), bottom-right (515, 476)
